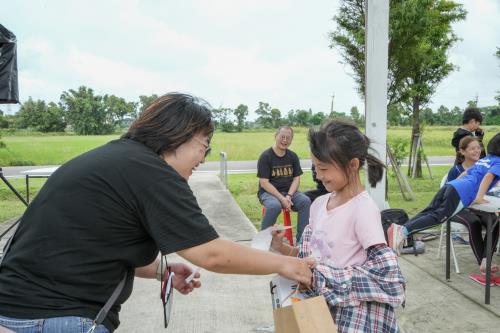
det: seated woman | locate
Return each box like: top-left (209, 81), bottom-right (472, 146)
top-left (447, 137), bottom-right (499, 282)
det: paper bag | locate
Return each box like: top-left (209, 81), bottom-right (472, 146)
top-left (273, 296), bottom-right (337, 333)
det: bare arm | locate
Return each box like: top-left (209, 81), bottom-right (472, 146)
top-left (287, 176), bottom-right (300, 196)
top-left (135, 259), bottom-right (158, 278)
top-left (472, 172), bottom-right (495, 204)
top-left (135, 259), bottom-right (202, 295)
top-left (177, 238), bottom-right (313, 286)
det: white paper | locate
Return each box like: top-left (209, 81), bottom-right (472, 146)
top-left (250, 225), bottom-right (292, 251)
top-left (270, 275), bottom-right (298, 308)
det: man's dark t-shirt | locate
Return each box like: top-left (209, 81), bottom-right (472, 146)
top-left (0, 139), bottom-right (219, 331)
top-left (257, 147), bottom-right (302, 195)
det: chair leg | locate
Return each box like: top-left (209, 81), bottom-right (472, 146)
top-left (450, 237), bottom-right (460, 274)
top-left (282, 209), bottom-right (294, 246)
top-left (437, 223), bottom-right (445, 259)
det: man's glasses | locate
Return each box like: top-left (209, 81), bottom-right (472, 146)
top-left (160, 257), bottom-right (175, 329)
top-left (193, 137), bottom-right (212, 158)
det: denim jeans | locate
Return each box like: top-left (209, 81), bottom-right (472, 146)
top-left (259, 191), bottom-right (311, 242)
top-left (0, 315), bottom-right (109, 333)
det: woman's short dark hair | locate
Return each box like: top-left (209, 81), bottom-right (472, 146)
top-left (487, 132), bottom-right (500, 156)
top-left (308, 119), bottom-right (385, 187)
top-left (122, 93), bottom-right (214, 156)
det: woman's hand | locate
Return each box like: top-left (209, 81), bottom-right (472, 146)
top-left (169, 263), bottom-right (201, 295)
top-left (278, 256), bottom-right (315, 287)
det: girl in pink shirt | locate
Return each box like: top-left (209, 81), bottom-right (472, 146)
top-left (272, 120), bottom-right (405, 332)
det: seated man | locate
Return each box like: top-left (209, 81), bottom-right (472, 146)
top-left (257, 126), bottom-right (311, 242)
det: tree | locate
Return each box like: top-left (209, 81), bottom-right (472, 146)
top-left (212, 107), bottom-right (235, 132)
top-left (292, 109), bottom-right (311, 126)
top-left (38, 102), bottom-right (66, 132)
top-left (16, 97), bottom-right (65, 132)
top-left (0, 110), bottom-right (4, 148)
top-left (330, 0), bottom-right (466, 177)
top-left (255, 102), bottom-right (273, 128)
top-left (270, 108), bottom-right (282, 128)
top-left (138, 94), bottom-right (159, 115)
top-left (102, 94), bottom-right (137, 129)
top-left (16, 97), bottom-right (46, 129)
top-left (349, 106), bottom-right (364, 126)
top-left (233, 104), bottom-right (248, 131)
top-left (495, 47), bottom-right (500, 105)
top-left (311, 111), bottom-right (327, 126)
top-left (60, 86), bottom-right (135, 135)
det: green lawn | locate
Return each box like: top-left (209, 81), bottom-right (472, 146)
top-left (1, 166), bottom-right (447, 225)
top-left (227, 166), bottom-right (451, 231)
top-left (0, 178), bottom-right (47, 223)
top-left (1, 126), bottom-right (498, 166)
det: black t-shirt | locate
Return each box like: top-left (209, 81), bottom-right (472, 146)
top-left (0, 139), bottom-right (218, 331)
top-left (257, 147), bottom-right (302, 195)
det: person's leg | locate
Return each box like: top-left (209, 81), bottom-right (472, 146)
top-left (451, 210), bottom-right (483, 265)
top-left (290, 192), bottom-right (311, 243)
top-left (42, 316), bottom-right (109, 333)
top-left (478, 213), bottom-right (500, 274)
top-left (388, 185), bottom-right (462, 254)
top-left (404, 185), bottom-right (462, 234)
top-left (259, 192), bottom-right (282, 230)
top-left (0, 315), bottom-right (42, 333)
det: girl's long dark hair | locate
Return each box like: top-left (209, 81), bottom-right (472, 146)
top-left (308, 119), bottom-right (385, 187)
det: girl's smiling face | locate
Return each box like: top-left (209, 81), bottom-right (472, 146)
top-left (311, 156), bottom-right (348, 193)
top-left (460, 140), bottom-right (481, 164)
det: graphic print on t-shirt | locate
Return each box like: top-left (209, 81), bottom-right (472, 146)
top-left (310, 229), bottom-right (335, 267)
top-left (271, 165), bottom-right (293, 177)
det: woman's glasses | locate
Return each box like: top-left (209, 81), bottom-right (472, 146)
top-left (193, 137), bottom-right (212, 158)
top-left (160, 258), bottom-right (175, 329)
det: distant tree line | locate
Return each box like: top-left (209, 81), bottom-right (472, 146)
top-left (0, 85), bottom-right (499, 137)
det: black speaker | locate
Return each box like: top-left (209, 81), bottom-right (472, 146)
top-left (0, 24), bottom-right (19, 104)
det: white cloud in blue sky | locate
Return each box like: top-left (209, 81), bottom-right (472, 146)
top-left (1, 0), bottom-right (499, 119)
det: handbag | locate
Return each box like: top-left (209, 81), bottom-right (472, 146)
top-left (273, 295), bottom-right (337, 333)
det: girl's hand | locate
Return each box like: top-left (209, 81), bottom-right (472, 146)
top-left (472, 196), bottom-right (489, 205)
top-left (270, 229), bottom-right (285, 253)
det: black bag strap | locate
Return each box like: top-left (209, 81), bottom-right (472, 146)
top-left (88, 272), bottom-right (127, 332)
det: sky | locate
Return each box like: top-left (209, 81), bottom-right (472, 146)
top-left (1, 0), bottom-right (499, 119)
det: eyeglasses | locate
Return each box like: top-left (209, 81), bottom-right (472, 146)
top-left (193, 137), bottom-right (212, 158)
top-left (160, 257), bottom-right (175, 329)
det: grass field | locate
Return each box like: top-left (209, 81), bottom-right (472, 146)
top-left (1, 126), bottom-right (498, 166)
top-left (1, 166), bottom-right (448, 226)
top-left (227, 165), bottom-right (450, 231)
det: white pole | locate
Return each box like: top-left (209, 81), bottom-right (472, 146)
top-left (364, 0), bottom-right (389, 209)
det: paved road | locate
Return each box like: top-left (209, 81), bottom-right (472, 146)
top-left (1, 156), bottom-right (455, 177)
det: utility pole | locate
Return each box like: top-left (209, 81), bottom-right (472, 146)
top-left (330, 92), bottom-right (335, 114)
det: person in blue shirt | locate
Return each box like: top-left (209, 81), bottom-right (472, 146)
top-left (388, 132), bottom-right (500, 264)
top-left (445, 136), bottom-right (499, 282)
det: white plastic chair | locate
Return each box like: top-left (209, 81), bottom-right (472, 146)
top-left (436, 174), bottom-right (469, 273)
